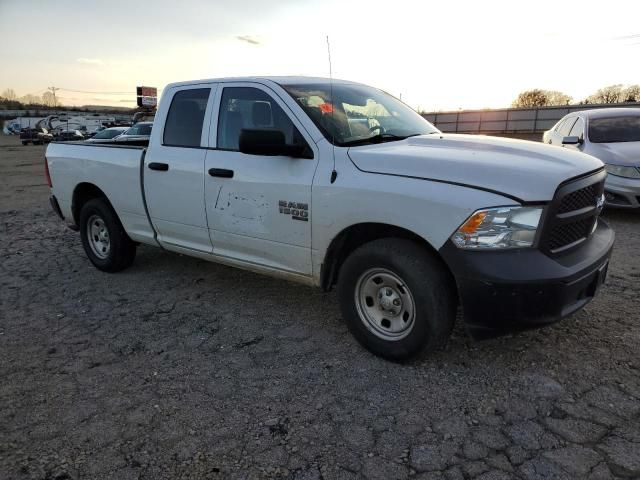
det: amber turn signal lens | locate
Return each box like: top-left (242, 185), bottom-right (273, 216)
top-left (458, 211), bottom-right (487, 234)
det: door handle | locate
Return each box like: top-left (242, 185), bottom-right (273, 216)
top-left (208, 168), bottom-right (234, 178)
top-left (148, 162), bottom-right (169, 171)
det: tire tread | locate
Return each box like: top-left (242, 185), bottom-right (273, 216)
top-left (337, 238), bottom-right (456, 360)
top-left (79, 198), bottom-right (136, 273)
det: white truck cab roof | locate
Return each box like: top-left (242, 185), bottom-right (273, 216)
top-left (165, 76), bottom-right (359, 90)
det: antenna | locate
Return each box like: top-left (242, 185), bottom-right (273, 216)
top-left (326, 35), bottom-right (337, 184)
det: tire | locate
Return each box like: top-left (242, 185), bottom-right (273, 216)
top-left (79, 198), bottom-right (136, 272)
top-left (337, 238), bottom-right (456, 360)
top-left (22, 141), bottom-right (29, 146)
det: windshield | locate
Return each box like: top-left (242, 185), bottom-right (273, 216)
top-left (282, 83), bottom-right (439, 146)
top-left (94, 128), bottom-right (123, 139)
top-left (125, 124), bottom-right (152, 136)
top-left (589, 116), bottom-right (640, 143)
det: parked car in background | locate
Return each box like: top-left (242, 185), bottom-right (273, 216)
top-left (55, 130), bottom-right (85, 142)
top-left (114, 122), bottom-right (153, 145)
top-left (20, 127), bottom-right (53, 145)
top-left (86, 127), bottom-right (128, 143)
top-left (544, 108), bottom-right (640, 209)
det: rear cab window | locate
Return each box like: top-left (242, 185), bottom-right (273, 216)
top-left (163, 88), bottom-right (211, 147)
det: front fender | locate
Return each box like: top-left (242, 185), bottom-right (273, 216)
top-left (311, 151), bottom-right (519, 284)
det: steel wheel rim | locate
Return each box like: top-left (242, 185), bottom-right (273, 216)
top-left (87, 214), bottom-right (110, 259)
top-left (354, 268), bottom-right (416, 341)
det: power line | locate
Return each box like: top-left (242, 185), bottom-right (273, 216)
top-left (57, 87), bottom-right (133, 95)
top-left (19, 88), bottom-right (48, 97)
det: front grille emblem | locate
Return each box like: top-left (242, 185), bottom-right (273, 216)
top-left (596, 194), bottom-right (605, 214)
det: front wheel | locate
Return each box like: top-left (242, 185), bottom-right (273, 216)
top-left (337, 238), bottom-right (456, 360)
top-left (79, 198), bottom-right (136, 272)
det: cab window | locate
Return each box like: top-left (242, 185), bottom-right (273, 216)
top-left (217, 87), bottom-right (305, 151)
top-left (163, 88), bottom-right (210, 147)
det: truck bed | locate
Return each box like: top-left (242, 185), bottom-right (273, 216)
top-left (52, 140), bottom-right (148, 148)
top-left (46, 141), bottom-right (156, 245)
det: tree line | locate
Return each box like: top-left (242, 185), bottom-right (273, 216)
top-left (0, 88), bottom-right (61, 109)
top-left (0, 88), bottom-right (135, 115)
top-left (5, 84), bottom-right (639, 112)
top-left (512, 84), bottom-right (640, 108)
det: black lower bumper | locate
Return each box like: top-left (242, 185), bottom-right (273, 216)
top-left (439, 220), bottom-right (615, 339)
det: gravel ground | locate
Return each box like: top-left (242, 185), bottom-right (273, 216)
top-left (1, 134), bottom-right (639, 480)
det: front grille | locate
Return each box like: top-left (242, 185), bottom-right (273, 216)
top-left (547, 218), bottom-right (594, 251)
top-left (541, 170), bottom-right (605, 254)
top-left (557, 185), bottom-right (596, 213)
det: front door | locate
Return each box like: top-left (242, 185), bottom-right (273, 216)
top-left (204, 84), bottom-right (318, 275)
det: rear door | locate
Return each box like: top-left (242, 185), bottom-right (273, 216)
top-left (144, 84), bottom-right (217, 252)
top-left (203, 83), bottom-right (318, 275)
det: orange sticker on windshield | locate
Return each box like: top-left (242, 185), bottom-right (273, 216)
top-left (319, 103), bottom-right (333, 114)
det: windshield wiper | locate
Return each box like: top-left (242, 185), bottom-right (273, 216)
top-left (341, 132), bottom-right (421, 147)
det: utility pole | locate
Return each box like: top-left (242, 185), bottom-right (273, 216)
top-left (48, 86), bottom-right (59, 107)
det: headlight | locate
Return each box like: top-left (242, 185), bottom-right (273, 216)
top-left (605, 164), bottom-right (640, 179)
top-left (451, 206), bottom-right (543, 249)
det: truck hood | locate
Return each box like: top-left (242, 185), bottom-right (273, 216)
top-left (347, 134), bottom-right (604, 202)
top-left (584, 141), bottom-right (640, 167)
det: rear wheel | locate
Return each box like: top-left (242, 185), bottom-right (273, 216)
top-left (79, 198), bottom-right (136, 272)
top-left (21, 141), bottom-right (29, 146)
top-left (337, 238), bottom-right (456, 360)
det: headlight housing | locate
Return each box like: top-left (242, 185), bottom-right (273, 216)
top-left (605, 164), bottom-right (640, 179)
top-left (451, 206), bottom-right (543, 249)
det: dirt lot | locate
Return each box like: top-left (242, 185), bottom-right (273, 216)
top-left (0, 134), bottom-right (639, 480)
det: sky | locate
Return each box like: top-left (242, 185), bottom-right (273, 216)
top-left (0, 0), bottom-right (639, 111)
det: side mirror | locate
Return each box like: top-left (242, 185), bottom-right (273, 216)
top-left (239, 129), bottom-right (286, 156)
top-left (239, 129), bottom-right (312, 158)
top-left (561, 136), bottom-right (581, 145)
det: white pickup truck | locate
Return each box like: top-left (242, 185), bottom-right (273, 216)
top-left (46, 76), bottom-right (614, 359)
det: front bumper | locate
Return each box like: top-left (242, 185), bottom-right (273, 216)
top-left (604, 174), bottom-right (640, 209)
top-left (439, 219), bottom-right (615, 339)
